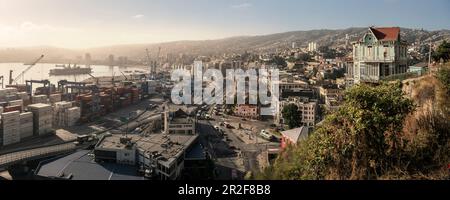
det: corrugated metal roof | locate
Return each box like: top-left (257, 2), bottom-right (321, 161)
top-left (35, 150), bottom-right (144, 180)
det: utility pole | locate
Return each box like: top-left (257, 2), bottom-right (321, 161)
top-left (429, 41), bottom-right (432, 66)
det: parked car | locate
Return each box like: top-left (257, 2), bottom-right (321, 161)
top-left (260, 129), bottom-right (274, 140)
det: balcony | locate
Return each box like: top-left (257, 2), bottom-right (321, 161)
top-left (354, 56), bottom-right (395, 62)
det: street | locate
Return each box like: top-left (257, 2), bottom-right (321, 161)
top-left (195, 105), bottom-right (280, 179)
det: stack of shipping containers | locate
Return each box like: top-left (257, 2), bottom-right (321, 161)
top-left (19, 112), bottom-right (34, 140)
top-left (32, 95), bottom-right (48, 104)
top-left (53, 101), bottom-right (80, 127)
top-left (28, 104), bottom-right (53, 136)
top-left (1, 111), bottom-right (21, 146)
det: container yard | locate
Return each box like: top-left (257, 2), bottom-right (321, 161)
top-left (0, 75), bottom-right (161, 148)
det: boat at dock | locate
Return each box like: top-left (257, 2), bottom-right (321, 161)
top-left (50, 64), bottom-right (92, 76)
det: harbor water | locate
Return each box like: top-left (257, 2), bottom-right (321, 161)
top-left (0, 63), bottom-right (148, 86)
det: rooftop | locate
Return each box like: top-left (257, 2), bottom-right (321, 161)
top-left (96, 133), bottom-right (199, 163)
top-left (369, 27), bottom-right (401, 41)
top-left (35, 150), bottom-right (144, 180)
top-left (281, 127), bottom-right (310, 144)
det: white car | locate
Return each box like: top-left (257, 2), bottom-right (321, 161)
top-left (260, 130), bottom-right (273, 140)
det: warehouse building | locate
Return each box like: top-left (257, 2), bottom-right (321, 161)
top-left (35, 133), bottom-right (202, 180)
top-left (94, 133), bottom-right (199, 180)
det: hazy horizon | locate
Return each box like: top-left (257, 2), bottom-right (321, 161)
top-left (1, 0), bottom-right (449, 49)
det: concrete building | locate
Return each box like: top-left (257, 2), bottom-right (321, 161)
top-left (35, 131), bottom-right (203, 180)
top-left (279, 80), bottom-right (309, 95)
top-left (167, 109), bottom-right (196, 135)
top-left (93, 133), bottom-right (199, 180)
top-left (277, 97), bottom-right (318, 127)
top-left (319, 84), bottom-right (344, 111)
top-left (408, 62), bottom-right (428, 76)
top-left (308, 42), bottom-right (317, 52)
top-left (234, 105), bottom-right (259, 119)
top-left (352, 27), bottom-right (408, 83)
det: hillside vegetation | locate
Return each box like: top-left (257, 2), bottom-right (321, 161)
top-left (257, 65), bottom-right (450, 180)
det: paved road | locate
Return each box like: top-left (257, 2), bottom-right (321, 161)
top-left (197, 115), bottom-right (278, 178)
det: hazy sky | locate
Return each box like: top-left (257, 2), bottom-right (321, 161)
top-left (0, 0), bottom-right (449, 48)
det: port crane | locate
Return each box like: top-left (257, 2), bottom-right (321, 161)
top-left (88, 73), bottom-right (99, 85)
top-left (120, 71), bottom-right (128, 81)
top-left (58, 80), bottom-right (87, 91)
top-left (146, 48), bottom-right (155, 79)
top-left (156, 47), bottom-right (161, 76)
top-left (0, 76), bottom-right (4, 88)
top-left (25, 79), bottom-right (51, 96)
top-left (146, 47), bottom-right (161, 79)
top-left (10, 55), bottom-right (45, 85)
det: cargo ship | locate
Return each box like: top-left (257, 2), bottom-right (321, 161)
top-left (49, 64), bottom-right (92, 76)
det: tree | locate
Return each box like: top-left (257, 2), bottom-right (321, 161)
top-left (435, 64), bottom-right (450, 93)
top-left (282, 104), bottom-right (301, 129)
top-left (272, 56), bottom-right (287, 67)
top-left (433, 40), bottom-right (450, 62)
top-left (259, 82), bottom-right (417, 180)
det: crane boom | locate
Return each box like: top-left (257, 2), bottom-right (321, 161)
top-left (145, 48), bottom-right (153, 78)
top-left (120, 71), bottom-right (128, 80)
top-left (145, 49), bottom-right (151, 64)
top-left (156, 46), bottom-right (161, 71)
top-left (88, 73), bottom-right (99, 85)
top-left (12, 55), bottom-right (44, 84)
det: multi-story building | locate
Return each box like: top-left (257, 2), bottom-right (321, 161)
top-left (165, 108), bottom-right (196, 135)
top-left (308, 42), bottom-right (317, 52)
top-left (351, 27), bottom-right (408, 83)
top-left (92, 133), bottom-right (199, 180)
top-left (276, 97), bottom-right (318, 127)
top-left (234, 105), bottom-right (259, 119)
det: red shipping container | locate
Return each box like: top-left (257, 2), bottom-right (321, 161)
top-left (81, 95), bottom-right (93, 101)
top-left (4, 105), bottom-right (22, 113)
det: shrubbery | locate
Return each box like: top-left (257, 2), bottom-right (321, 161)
top-left (258, 66), bottom-right (450, 180)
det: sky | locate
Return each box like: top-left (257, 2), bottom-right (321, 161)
top-left (0, 0), bottom-right (449, 48)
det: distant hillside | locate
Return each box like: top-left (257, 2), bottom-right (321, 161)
top-left (1, 27), bottom-right (449, 63)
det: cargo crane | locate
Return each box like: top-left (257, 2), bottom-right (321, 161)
top-left (25, 79), bottom-right (51, 96)
top-left (146, 47), bottom-right (161, 80)
top-left (0, 76), bottom-right (4, 88)
top-left (146, 48), bottom-right (152, 78)
top-left (120, 71), bottom-right (128, 81)
top-left (111, 72), bottom-right (117, 87)
top-left (87, 73), bottom-right (99, 85)
top-left (10, 55), bottom-right (44, 85)
top-left (58, 80), bottom-right (87, 93)
top-left (156, 46), bottom-right (161, 77)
